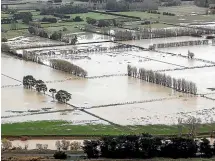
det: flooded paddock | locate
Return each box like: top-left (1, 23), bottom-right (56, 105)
top-left (130, 50), bottom-right (211, 67)
top-left (86, 97), bottom-right (215, 125)
top-left (1, 75), bottom-right (20, 86)
top-left (162, 67), bottom-right (215, 94)
top-left (1, 53), bottom-right (75, 81)
top-left (2, 109), bottom-right (108, 124)
top-left (2, 34), bottom-right (215, 125)
top-left (159, 45), bottom-right (215, 62)
top-left (4, 36), bottom-right (66, 49)
top-left (63, 32), bottom-right (114, 43)
top-left (1, 87), bottom-right (67, 117)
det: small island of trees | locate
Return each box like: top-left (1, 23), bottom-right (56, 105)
top-left (23, 75), bottom-right (72, 103)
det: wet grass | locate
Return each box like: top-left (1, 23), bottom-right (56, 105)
top-left (2, 121), bottom-right (215, 136)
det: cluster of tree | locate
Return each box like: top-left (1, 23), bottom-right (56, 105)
top-left (83, 134), bottom-right (215, 159)
top-left (1, 18), bottom-right (14, 24)
top-left (50, 31), bottom-right (62, 40)
top-left (127, 65), bottom-right (197, 94)
top-left (40, 5), bottom-right (87, 15)
top-left (28, 26), bottom-right (48, 38)
top-left (42, 17), bottom-right (57, 23)
top-left (13, 12), bottom-right (32, 24)
top-left (35, 80), bottom-right (48, 93)
top-left (86, 17), bottom-right (97, 25)
top-left (61, 35), bottom-right (78, 44)
top-left (106, 0), bottom-right (129, 12)
top-left (55, 140), bottom-right (81, 151)
top-left (49, 59), bottom-right (87, 77)
top-left (147, 10), bottom-right (160, 14)
top-left (2, 37), bottom-right (8, 42)
top-left (114, 30), bottom-right (133, 40)
top-left (86, 17), bottom-right (111, 27)
top-left (55, 90), bottom-right (71, 103)
top-left (73, 16), bottom-right (83, 22)
top-left (29, 26), bottom-right (62, 41)
top-left (22, 75), bottom-right (71, 103)
top-left (23, 75), bottom-right (47, 93)
top-left (163, 12), bottom-right (175, 16)
top-left (53, 13), bottom-right (70, 19)
top-left (141, 20), bottom-right (151, 25)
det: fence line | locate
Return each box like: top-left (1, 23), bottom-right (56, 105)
top-left (83, 96), bottom-right (182, 110)
top-left (153, 50), bottom-right (215, 65)
top-left (156, 65), bottom-right (215, 72)
top-left (1, 84), bottom-right (22, 88)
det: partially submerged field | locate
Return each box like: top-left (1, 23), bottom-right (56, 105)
top-left (1, 8), bottom-right (215, 138)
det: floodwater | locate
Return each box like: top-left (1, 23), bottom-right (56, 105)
top-left (162, 67), bottom-right (215, 94)
top-left (2, 35), bottom-right (215, 125)
top-left (16, 42), bottom-right (117, 55)
top-left (86, 97), bottom-right (215, 125)
top-left (130, 50), bottom-right (211, 67)
top-left (63, 32), bottom-right (113, 43)
top-left (10, 139), bottom-right (83, 150)
top-left (159, 45), bottom-right (215, 62)
top-left (5, 36), bottom-right (65, 49)
top-left (2, 109), bottom-right (108, 124)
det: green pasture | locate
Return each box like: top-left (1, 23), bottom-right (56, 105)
top-left (2, 120), bottom-right (215, 136)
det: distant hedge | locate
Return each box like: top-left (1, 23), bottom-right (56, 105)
top-left (83, 134), bottom-right (215, 159)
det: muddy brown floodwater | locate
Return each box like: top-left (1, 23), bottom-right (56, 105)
top-left (1, 35), bottom-right (215, 125)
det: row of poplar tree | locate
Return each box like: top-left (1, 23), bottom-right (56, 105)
top-left (127, 65), bottom-right (197, 94)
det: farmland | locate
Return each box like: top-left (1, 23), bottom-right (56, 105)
top-left (1, 3), bottom-right (215, 146)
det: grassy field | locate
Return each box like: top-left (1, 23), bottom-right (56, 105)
top-left (114, 11), bottom-right (215, 25)
top-left (1, 30), bottom-right (28, 39)
top-left (66, 12), bottom-right (117, 20)
top-left (1, 23), bottom-right (28, 30)
top-left (1, 11), bottom-right (117, 39)
top-left (158, 5), bottom-right (207, 16)
top-left (2, 121), bottom-right (215, 136)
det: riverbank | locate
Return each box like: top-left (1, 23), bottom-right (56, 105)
top-left (2, 121), bottom-right (215, 138)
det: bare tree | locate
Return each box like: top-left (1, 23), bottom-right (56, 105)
top-left (70, 141), bottom-right (81, 151)
top-left (185, 116), bottom-right (202, 138)
top-left (177, 118), bottom-right (183, 137)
